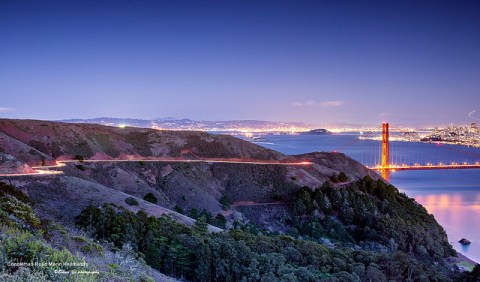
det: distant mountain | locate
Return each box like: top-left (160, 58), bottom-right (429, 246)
top-left (155, 117), bottom-right (178, 121)
top-left (320, 122), bottom-right (372, 128)
top-left (61, 117), bottom-right (154, 127)
top-left (59, 117), bottom-right (313, 131)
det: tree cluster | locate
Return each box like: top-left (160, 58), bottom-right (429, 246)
top-left (290, 177), bottom-right (456, 261)
top-left (76, 199), bottom-right (463, 281)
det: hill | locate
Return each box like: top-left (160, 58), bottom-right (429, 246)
top-left (0, 118), bottom-right (476, 281)
top-left (0, 119), bottom-right (378, 219)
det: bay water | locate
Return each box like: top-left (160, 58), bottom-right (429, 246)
top-left (239, 133), bottom-right (480, 263)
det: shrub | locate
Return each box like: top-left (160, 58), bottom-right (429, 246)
top-left (338, 172), bottom-right (348, 182)
top-left (219, 195), bottom-right (231, 209)
top-left (0, 196), bottom-right (40, 227)
top-left (74, 154), bottom-right (84, 161)
top-left (0, 227), bottom-right (88, 280)
top-left (75, 165), bottom-right (86, 171)
top-left (174, 205), bottom-right (184, 214)
top-left (330, 173), bottom-right (339, 183)
top-left (125, 197), bottom-right (139, 206)
top-left (0, 267), bottom-right (50, 281)
top-left (0, 182), bottom-right (32, 203)
top-left (143, 193), bottom-right (157, 204)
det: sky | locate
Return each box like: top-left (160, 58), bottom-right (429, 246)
top-left (0, 0), bottom-right (479, 126)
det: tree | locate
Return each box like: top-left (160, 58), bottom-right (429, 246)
top-left (192, 216), bottom-right (208, 236)
top-left (312, 188), bottom-right (323, 206)
top-left (188, 208), bottom-right (199, 219)
top-left (330, 173), bottom-right (339, 183)
top-left (166, 241), bottom-right (194, 279)
top-left (292, 198), bottom-right (307, 216)
top-left (461, 264), bottom-right (480, 282)
top-left (293, 187), bottom-right (314, 215)
top-left (211, 214), bottom-right (226, 229)
top-left (144, 235), bottom-right (167, 271)
top-left (123, 223), bottom-right (138, 251)
top-left (366, 264), bottom-right (387, 282)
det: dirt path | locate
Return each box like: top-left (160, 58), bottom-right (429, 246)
top-left (221, 201), bottom-right (287, 217)
top-left (232, 200), bottom-right (286, 207)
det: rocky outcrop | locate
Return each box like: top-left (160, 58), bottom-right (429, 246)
top-left (0, 152), bottom-right (35, 174)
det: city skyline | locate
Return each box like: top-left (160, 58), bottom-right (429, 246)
top-left (1, 1), bottom-right (479, 126)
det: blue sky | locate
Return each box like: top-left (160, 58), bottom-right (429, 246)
top-left (1, 0), bottom-right (479, 126)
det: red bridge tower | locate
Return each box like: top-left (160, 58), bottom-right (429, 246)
top-left (381, 122), bottom-right (390, 180)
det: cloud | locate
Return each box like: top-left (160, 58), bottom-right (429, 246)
top-left (292, 100), bottom-right (344, 108)
top-left (319, 100), bottom-right (344, 108)
top-left (0, 107), bottom-right (16, 113)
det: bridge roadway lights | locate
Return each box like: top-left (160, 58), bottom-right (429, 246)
top-left (373, 164), bottom-right (480, 171)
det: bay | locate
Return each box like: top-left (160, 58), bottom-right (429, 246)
top-left (239, 133), bottom-right (480, 263)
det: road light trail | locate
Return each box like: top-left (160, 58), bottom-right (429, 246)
top-left (0, 170), bottom-right (63, 177)
top-left (0, 158), bottom-right (312, 177)
top-left (31, 162), bottom-right (67, 169)
top-left (58, 159), bottom-right (312, 166)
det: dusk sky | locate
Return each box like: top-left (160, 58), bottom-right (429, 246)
top-left (1, 1), bottom-right (479, 126)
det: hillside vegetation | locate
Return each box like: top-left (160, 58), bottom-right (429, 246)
top-left (0, 181), bottom-right (178, 281)
top-left (71, 175), bottom-right (467, 281)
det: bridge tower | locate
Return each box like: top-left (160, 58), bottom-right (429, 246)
top-left (381, 122), bottom-right (389, 168)
top-left (381, 122), bottom-right (390, 181)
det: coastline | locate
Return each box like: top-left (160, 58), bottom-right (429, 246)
top-left (456, 252), bottom-right (478, 272)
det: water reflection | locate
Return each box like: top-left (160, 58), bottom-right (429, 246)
top-left (392, 171), bottom-right (480, 263)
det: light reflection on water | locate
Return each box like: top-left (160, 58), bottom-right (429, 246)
top-left (391, 170), bottom-right (480, 263)
top-left (242, 133), bottom-right (480, 263)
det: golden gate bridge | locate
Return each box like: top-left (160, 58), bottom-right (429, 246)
top-left (349, 123), bottom-right (480, 181)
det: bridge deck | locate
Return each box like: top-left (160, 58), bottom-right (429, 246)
top-left (372, 164), bottom-right (480, 171)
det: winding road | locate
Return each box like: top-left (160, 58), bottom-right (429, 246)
top-left (0, 158), bottom-right (312, 177)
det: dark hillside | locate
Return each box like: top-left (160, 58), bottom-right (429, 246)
top-left (0, 119), bottom-right (285, 163)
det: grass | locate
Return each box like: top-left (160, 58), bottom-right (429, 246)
top-left (458, 260), bottom-right (475, 271)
